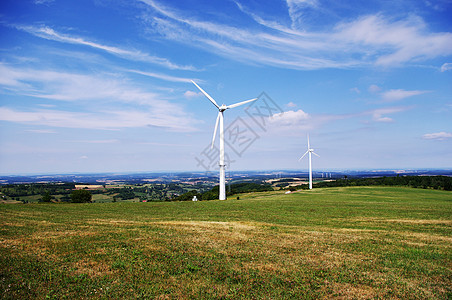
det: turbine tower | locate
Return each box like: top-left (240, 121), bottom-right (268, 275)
top-left (192, 80), bottom-right (257, 200)
top-left (299, 134), bottom-right (320, 189)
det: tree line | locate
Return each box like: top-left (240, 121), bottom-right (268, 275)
top-left (312, 175), bottom-right (452, 191)
top-left (1, 183), bottom-right (76, 197)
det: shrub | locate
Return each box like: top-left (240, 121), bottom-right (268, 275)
top-left (71, 189), bottom-right (92, 203)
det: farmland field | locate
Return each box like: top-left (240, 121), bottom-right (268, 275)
top-left (1, 186), bottom-right (451, 299)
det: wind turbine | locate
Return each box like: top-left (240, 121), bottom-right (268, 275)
top-left (299, 134), bottom-right (320, 189)
top-left (192, 80), bottom-right (257, 200)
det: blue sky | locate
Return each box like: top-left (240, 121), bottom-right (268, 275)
top-left (0, 0), bottom-right (451, 174)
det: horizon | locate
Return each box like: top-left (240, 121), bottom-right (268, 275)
top-left (1, 0), bottom-right (451, 174)
top-left (1, 168), bottom-right (451, 178)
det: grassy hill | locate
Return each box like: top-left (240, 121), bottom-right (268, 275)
top-left (1, 187), bottom-right (451, 299)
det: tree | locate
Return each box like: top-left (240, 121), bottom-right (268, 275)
top-left (41, 191), bottom-right (52, 202)
top-left (71, 189), bottom-right (92, 203)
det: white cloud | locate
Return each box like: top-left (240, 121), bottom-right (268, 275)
top-left (269, 109), bottom-right (310, 125)
top-left (336, 15), bottom-right (452, 66)
top-left (0, 63), bottom-right (200, 132)
top-left (14, 25), bottom-right (194, 70)
top-left (184, 90), bottom-right (201, 98)
top-left (141, 1), bottom-right (452, 69)
top-left (286, 0), bottom-right (318, 28)
top-left (422, 132), bottom-right (452, 140)
top-left (368, 84), bottom-right (381, 93)
top-left (262, 109), bottom-right (314, 135)
top-left (25, 129), bottom-right (56, 134)
top-left (34, 0), bottom-right (54, 4)
top-left (72, 139), bottom-right (119, 144)
top-left (266, 109), bottom-right (321, 132)
top-left (255, 105), bottom-right (412, 137)
top-left (127, 69), bottom-right (193, 83)
top-left (440, 62), bottom-right (452, 72)
top-left (0, 63), bottom-right (162, 104)
top-left (286, 102), bottom-right (297, 107)
top-left (364, 106), bottom-right (411, 123)
top-left (350, 87), bottom-right (360, 94)
top-left (381, 89), bottom-right (427, 102)
top-left (264, 109), bottom-right (354, 136)
top-left (0, 107), bottom-right (197, 132)
top-left (372, 115), bottom-right (393, 123)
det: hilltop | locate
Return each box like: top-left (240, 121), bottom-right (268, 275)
top-left (1, 186), bottom-right (451, 299)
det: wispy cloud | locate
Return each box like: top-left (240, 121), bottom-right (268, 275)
top-left (13, 24), bottom-right (195, 70)
top-left (127, 69), bottom-right (193, 83)
top-left (25, 129), bottom-right (56, 134)
top-left (0, 107), bottom-right (198, 132)
top-left (265, 105), bottom-right (411, 135)
top-left (184, 90), bottom-right (201, 98)
top-left (440, 62), bottom-right (452, 72)
top-left (0, 63), bottom-right (200, 132)
top-left (335, 14), bottom-right (452, 66)
top-left (371, 112), bottom-right (394, 123)
top-left (366, 84), bottom-right (428, 103)
top-left (366, 106), bottom-right (411, 123)
top-left (71, 139), bottom-right (119, 144)
top-left (422, 132), bottom-right (452, 140)
top-left (140, 1), bottom-right (452, 69)
top-left (380, 89), bottom-right (428, 102)
top-left (34, 0), bottom-right (55, 4)
top-left (350, 87), bottom-right (360, 94)
top-left (369, 84), bottom-right (381, 93)
top-left (0, 63), bottom-right (165, 104)
top-left (286, 0), bottom-right (319, 29)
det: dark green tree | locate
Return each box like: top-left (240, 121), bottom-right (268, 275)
top-left (41, 191), bottom-right (52, 202)
top-left (71, 189), bottom-right (92, 203)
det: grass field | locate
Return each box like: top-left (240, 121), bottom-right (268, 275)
top-left (1, 186), bottom-right (451, 299)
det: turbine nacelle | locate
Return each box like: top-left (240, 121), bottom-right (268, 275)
top-left (219, 105), bottom-right (228, 112)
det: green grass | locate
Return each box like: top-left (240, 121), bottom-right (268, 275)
top-left (1, 186), bottom-right (451, 299)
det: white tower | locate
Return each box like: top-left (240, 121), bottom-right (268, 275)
top-left (299, 134), bottom-right (320, 189)
top-left (192, 80), bottom-right (257, 200)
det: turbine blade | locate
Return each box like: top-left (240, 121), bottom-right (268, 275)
top-left (313, 152), bottom-right (320, 158)
top-left (191, 80), bottom-right (219, 109)
top-left (226, 97), bottom-right (257, 109)
top-left (211, 112), bottom-right (220, 149)
top-left (299, 150), bottom-right (309, 161)
top-left (307, 134), bottom-right (310, 149)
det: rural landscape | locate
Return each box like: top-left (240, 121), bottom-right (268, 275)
top-left (1, 0), bottom-right (452, 299)
top-left (1, 171), bottom-right (451, 298)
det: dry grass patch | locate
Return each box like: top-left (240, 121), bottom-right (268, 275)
top-left (0, 237), bottom-right (23, 249)
top-left (394, 231), bottom-right (452, 247)
top-left (72, 259), bottom-right (113, 277)
top-left (385, 219), bottom-right (452, 225)
top-left (86, 219), bottom-right (150, 226)
top-left (32, 229), bottom-right (96, 239)
top-left (324, 281), bottom-right (377, 299)
top-left (153, 221), bottom-right (261, 249)
top-left (151, 220), bottom-right (375, 277)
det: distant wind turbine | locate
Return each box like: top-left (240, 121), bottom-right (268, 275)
top-left (192, 80), bottom-right (257, 200)
top-left (299, 134), bottom-right (320, 190)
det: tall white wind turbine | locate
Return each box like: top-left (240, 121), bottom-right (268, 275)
top-left (192, 80), bottom-right (257, 200)
top-left (299, 134), bottom-right (320, 190)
